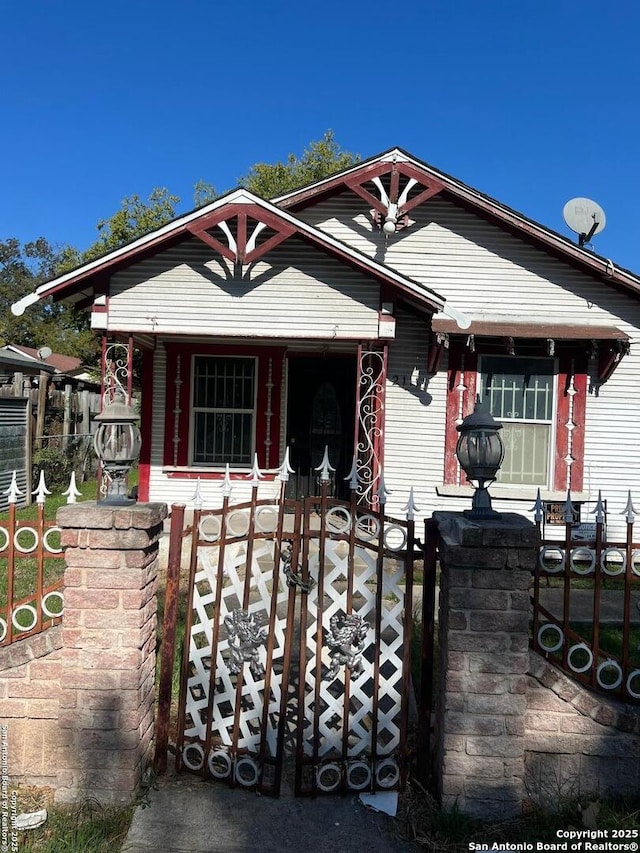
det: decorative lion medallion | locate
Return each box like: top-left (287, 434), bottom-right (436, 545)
top-left (224, 608), bottom-right (267, 679)
top-left (325, 612), bottom-right (369, 681)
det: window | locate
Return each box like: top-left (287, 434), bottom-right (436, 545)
top-left (443, 344), bottom-right (587, 493)
top-left (479, 356), bottom-right (555, 486)
top-left (191, 356), bottom-right (256, 465)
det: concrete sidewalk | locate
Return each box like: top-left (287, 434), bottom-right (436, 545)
top-left (121, 766), bottom-right (419, 853)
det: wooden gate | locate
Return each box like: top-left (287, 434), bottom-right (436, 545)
top-left (169, 472), bottom-right (420, 797)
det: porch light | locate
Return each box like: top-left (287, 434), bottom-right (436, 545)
top-left (455, 398), bottom-right (504, 519)
top-left (93, 397), bottom-right (142, 506)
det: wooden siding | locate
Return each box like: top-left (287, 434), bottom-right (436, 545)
top-left (108, 236), bottom-right (380, 340)
top-left (302, 193), bottom-right (640, 535)
top-left (383, 309), bottom-right (446, 519)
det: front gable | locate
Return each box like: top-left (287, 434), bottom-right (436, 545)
top-left (107, 233), bottom-right (384, 340)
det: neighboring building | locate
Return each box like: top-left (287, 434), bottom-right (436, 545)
top-left (12, 148), bottom-right (640, 534)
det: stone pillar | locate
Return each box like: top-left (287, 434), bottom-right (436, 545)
top-left (55, 502), bottom-right (167, 805)
top-left (434, 511), bottom-right (538, 819)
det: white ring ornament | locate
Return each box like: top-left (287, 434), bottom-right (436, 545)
top-left (631, 551), bottom-right (640, 577)
top-left (355, 514), bottom-right (380, 542)
top-left (208, 749), bottom-right (232, 780)
top-left (42, 591), bottom-right (64, 619)
top-left (0, 618), bottom-right (6, 642)
top-left (625, 669), bottom-right (640, 699)
top-left (596, 659), bottom-right (623, 690)
top-left (539, 547), bottom-right (565, 574)
top-left (325, 506), bottom-right (352, 534)
top-left (255, 506), bottom-right (279, 534)
top-left (383, 524), bottom-right (407, 552)
top-left (0, 527), bottom-right (9, 552)
top-left (43, 526), bottom-right (63, 554)
top-left (226, 510), bottom-right (251, 538)
top-left (346, 760), bottom-right (372, 791)
top-left (182, 742), bottom-right (205, 771)
top-left (234, 756), bottom-right (260, 787)
top-left (569, 547), bottom-right (596, 575)
top-left (601, 548), bottom-right (626, 576)
top-left (199, 515), bottom-right (222, 542)
top-left (316, 762), bottom-right (342, 792)
top-left (537, 623), bottom-right (564, 654)
top-left (12, 604), bottom-right (38, 633)
top-left (375, 758), bottom-right (400, 789)
top-left (14, 526), bottom-right (39, 554)
top-left (567, 643), bottom-right (594, 674)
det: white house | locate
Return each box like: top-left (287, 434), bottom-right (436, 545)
top-left (13, 148), bottom-right (639, 534)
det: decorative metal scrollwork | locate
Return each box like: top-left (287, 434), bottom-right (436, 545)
top-left (325, 612), bottom-right (369, 681)
top-left (356, 349), bottom-right (385, 506)
top-left (224, 608), bottom-right (267, 679)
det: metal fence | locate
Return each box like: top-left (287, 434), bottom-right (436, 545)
top-left (0, 469), bottom-right (84, 647)
top-left (532, 490), bottom-right (640, 703)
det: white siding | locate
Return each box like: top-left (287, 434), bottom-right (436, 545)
top-left (383, 309), bottom-right (446, 519)
top-left (109, 236), bottom-right (380, 340)
top-left (303, 193), bottom-right (640, 534)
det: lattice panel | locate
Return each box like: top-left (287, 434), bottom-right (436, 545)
top-left (182, 533), bottom-right (289, 762)
top-left (300, 525), bottom-right (407, 772)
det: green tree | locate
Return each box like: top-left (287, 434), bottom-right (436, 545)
top-left (0, 237), bottom-right (97, 362)
top-left (82, 188), bottom-right (179, 261)
top-left (238, 130), bottom-right (359, 198)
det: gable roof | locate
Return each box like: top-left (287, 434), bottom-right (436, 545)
top-left (12, 187), bottom-right (472, 327)
top-left (274, 147), bottom-right (640, 298)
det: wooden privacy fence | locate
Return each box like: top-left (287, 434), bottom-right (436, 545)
top-left (532, 490), bottom-right (640, 703)
top-left (0, 470), bottom-right (84, 647)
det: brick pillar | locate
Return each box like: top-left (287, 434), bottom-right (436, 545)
top-left (55, 502), bottom-right (167, 805)
top-left (433, 511), bottom-right (538, 819)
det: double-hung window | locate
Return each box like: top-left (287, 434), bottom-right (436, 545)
top-left (191, 356), bottom-right (256, 465)
top-left (479, 355), bottom-right (555, 486)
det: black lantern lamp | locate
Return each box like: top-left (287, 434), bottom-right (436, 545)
top-left (93, 398), bottom-right (142, 506)
top-left (455, 398), bottom-right (505, 519)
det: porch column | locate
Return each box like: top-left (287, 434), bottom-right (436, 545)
top-left (55, 502), bottom-right (167, 804)
top-left (433, 511), bottom-right (538, 818)
top-left (355, 344), bottom-right (387, 506)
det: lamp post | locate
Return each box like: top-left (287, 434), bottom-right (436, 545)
top-left (455, 398), bottom-right (504, 519)
top-left (93, 398), bottom-right (142, 506)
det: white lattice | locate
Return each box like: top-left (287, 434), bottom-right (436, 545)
top-left (301, 523), bottom-right (407, 763)
top-left (182, 520), bottom-right (289, 760)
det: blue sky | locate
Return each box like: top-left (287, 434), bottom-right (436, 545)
top-left (2, 1), bottom-right (639, 271)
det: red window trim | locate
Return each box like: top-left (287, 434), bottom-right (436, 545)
top-left (443, 345), bottom-right (586, 491)
top-left (163, 343), bottom-right (285, 473)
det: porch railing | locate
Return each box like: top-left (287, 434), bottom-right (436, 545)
top-left (532, 490), bottom-right (640, 703)
top-left (0, 469), bottom-right (84, 647)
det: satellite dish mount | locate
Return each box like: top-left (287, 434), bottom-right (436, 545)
top-left (563, 198), bottom-right (606, 248)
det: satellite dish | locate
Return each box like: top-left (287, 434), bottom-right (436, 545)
top-left (563, 197), bottom-right (606, 247)
top-left (37, 346), bottom-right (53, 360)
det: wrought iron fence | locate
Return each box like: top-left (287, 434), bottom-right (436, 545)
top-left (532, 490), bottom-right (640, 703)
top-left (0, 469), bottom-right (84, 647)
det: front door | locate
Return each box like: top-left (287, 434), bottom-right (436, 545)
top-left (285, 355), bottom-right (356, 499)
